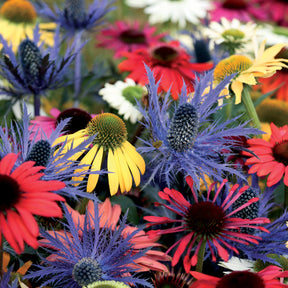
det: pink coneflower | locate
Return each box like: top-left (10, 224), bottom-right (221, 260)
top-left (190, 266), bottom-right (288, 288)
top-left (42, 198), bottom-right (170, 272)
top-left (245, 122), bottom-right (288, 187)
top-left (96, 20), bottom-right (166, 58)
top-left (118, 41), bottom-right (213, 100)
top-left (209, 0), bottom-right (266, 22)
top-left (144, 176), bottom-right (270, 272)
top-left (30, 107), bottom-right (93, 140)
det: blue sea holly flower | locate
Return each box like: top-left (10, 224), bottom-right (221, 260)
top-left (0, 25), bottom-right (80, 116)
top-left (137, 64), bottom-right (260, 188)
top-left (33, 0), bottom-right (114, 38)
top-left (0, 103), bottom-right (100, 200)
top-left (25, 202), bottom-right (153, 288)
top-left (0, 266), bottom-right (18, 288)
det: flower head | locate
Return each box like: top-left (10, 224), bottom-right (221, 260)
top-left (214, 41), bottom-right (288, 104)
top-left (190, 265), bottom-right (288, 288)
top-left (34, 0), bottom-right (114, 38)
top-left (203, 17), bottom-right (257, 55)
top-left (245, 123), bottom-right (288, 187)
top-left (96, 20), bottom-right (166, 58)
top-left (0, 26), bottom-right (78, 109)
top-left (26, 201), bottom-right (153, 288)
top-left (125, 0), bottom-right (212, 28)
top-left (137, 65), bottom-right (259, 188)
top-left (118, 41), bottom-right (214, 100)
top-left (0, 152), bottom-right (65, 254)
top-left (0, 0), bottom-right (55, 52)
top-left (99, 78), bottom-right (145, 124)
top-left (144, 176), bottom-right (270, 272)
top-left (53, 112), bottom-right (145, 195)
top-left (209, 0), bottom-right (266, 22)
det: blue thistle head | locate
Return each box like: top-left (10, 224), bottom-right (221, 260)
top-left (64, 0), bottom-right (87, 28)
top-left (136, 64), bottom-right (261, 188)
top-left (18, 39), bottom-right (42, 88)
top-left (25, 201), bottom-right (153, 288)
top-left (25, 139), bottom-right (51, 167)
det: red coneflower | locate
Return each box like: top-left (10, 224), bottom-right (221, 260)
top-left (0, 153), bottom-right (65, 254)
top-left (144, 176), bottom-right (270, 272)
top-left (245, 122), bottom-right (288, 187)
top-left (190, 265), bottom-right (288, 288)
top-left (118, 41), bottom-right (213, 100)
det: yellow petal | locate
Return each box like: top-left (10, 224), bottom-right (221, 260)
top-left (72, 145), bottom-right (98, 184)
top-left (113, 149), bottom-right (126, 193)
top-left (122, 141), bottom-right (146, 174)
top-left (121, 146), bottom-right (141, 186)
top-left (107, 149), bottom-right (119, 196)
top-left (87, 146), bottom-right (104, 193)
top-left (52, 129), bottom-right (87, 146)
top-left (237, 73), bottom-right (257, 85)
top-left (231, 81), bottom-right (243, 104)
top-left (115, 147), bottom-right (132, 192)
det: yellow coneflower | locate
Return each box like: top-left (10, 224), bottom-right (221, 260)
top-left (0, 0), bottom-right (56, 52)
top-left (53, 113), bottom-right (145, 196)
top-left (214, 41), bottom-right (288, 104)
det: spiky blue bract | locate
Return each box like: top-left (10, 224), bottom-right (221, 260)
top-left (0, 266), bottom-right (18, 288)
top-left (0, 25), bottom-right (79, 99)
top-left (33, 0), bottom-right (115, 38)
top-left (25, 202), bottom-right (153, 288)
top-left (137, 64), bottom-right (261, 188)
top-left (0, 102), bottom-right (100, 200)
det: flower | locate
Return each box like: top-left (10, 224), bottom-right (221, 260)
top-left (98, 78), bottom-right (145, 124)
top-left (34, 0), bottom-right (113, 38)
top-left (144, 176), bottom-right (270, 272)
top-left (190, 266), bottom-right (288, 288)
top-left (203, 17), bottom-right (257, 55)
top-left (213, 41), bottom-right (288, 104)
top-left (30, 107), bottom-right (94, 140)
top-left (245, 122), bottom-right (288, 187)
top-left (0, 0), bottom-right (56, 52)
top-left (119, 41), bottom-right (214, 100)
top-left (137, 64), bottom-right (259, 188)
top-left (43, 198), bottom-right (170, 273)
top-left (53, 112), bottom-right (146, 195)
top-left (209, 0), bottom-right (266, 22)
top-left (0, 266), bottom-right (18, 288)
top-left (125, 0), bottom-right (212, 28)
top-left (85, 281), bottom-right (130, 288)
top-left (252, 0), bottom-right (288, 27)
top-left (0, 26), bottom-right (79, 116)
top-left (0, 153), bottom-right (65, 254)
top-left (0, 103), bottom-right (97, 200)
top-left (25, 201), bottom-right (153, 288)
top-left (96, 20), bottom-right (166, 58)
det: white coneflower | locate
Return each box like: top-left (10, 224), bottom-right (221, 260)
top-left (99, 78), bottom-right (145, 124)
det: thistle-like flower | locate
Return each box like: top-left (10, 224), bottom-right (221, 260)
top-left (0, 26), bottom-right (79, 115)
top-left (137, 64), bottom-right (260, 188)
top-left (25, 201), bottom-right (153, 288)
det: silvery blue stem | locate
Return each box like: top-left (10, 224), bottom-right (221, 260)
top-left (34, 93), bottom-right (40, 116)
top-left (73, 32), bottom-right (83, 108)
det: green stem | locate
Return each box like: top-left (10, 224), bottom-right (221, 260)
top-left (195, 239), bottom-right (207, 273)
top-left (241, 86), bottom-right (262, 132)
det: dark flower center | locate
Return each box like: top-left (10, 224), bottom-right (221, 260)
top-left (167, 103), bottom-right (199, 152)
top-left (119, 29), bottom-right (146, 44)
top-left (232, 187), bottom-right (259, 234)
top-left (56, 108), bottom-right (92, 135)
top-left (194, 39), bottom-right (212, 63)
top-left (273, 140), bottom-right (288, 165)
top-left (0, 175), bottom-right (21, 211)
top-left (276, 47), bottom-right (288, 73)
top-left (222, 0), bottom-right (248, 9)
top-left (72, 257), bottom-right (103, 286)
top-left (216, 271), bottom-right (265, 288)
top-left (153, 271), bottom-right (192, 288)
top-left (185, 202), bottom-right (226, 235)
top-left (151, 45), bottom-right (179, 62)
top-left (26, 140), bottom-right (51, 167)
